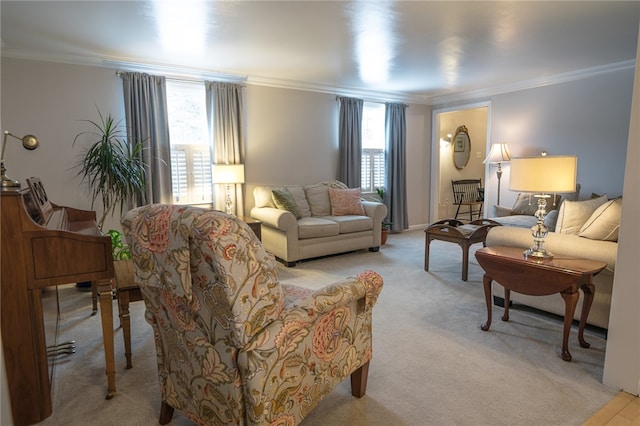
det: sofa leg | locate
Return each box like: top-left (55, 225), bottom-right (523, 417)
top-left (369, 246), bottom-right (380, 252)
top-left (284, 261), bottom-right (296, 267)
top-left (350, 361), bottom-right (370, 398)
top-left (159, 401), bottom-right (175, 425)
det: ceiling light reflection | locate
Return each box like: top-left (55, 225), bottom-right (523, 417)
top-left (154, 0), bottom-right (208, 55)
top-left (350, 2), bottom-right (396, 84)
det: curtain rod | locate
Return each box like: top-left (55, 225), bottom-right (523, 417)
top-left (115, 70), bottom-right (246, 86)
top-left (335, 96), bottom-right (409, 107)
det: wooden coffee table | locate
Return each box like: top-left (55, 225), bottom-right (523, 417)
top-left (424, 218), bottom-right (501, 281)
top-left (475, 246), bottom-right (606, 361)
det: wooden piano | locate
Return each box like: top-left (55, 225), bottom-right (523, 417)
top-left (1, 178), bottom-right (116, 425)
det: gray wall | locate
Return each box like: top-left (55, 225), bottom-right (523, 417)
top-left (488, 69), bottom-right (633, 209)
top-left (1, 57), bottom-right (433, 230)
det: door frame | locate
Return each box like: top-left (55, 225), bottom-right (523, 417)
top-left (430, 101), bottom-right (492, 222)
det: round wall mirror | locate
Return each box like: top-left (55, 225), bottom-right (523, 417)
top-left (452, 125), bottom-right (471, 169)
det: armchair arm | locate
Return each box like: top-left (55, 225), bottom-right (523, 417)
top-left (284, 270), bottom-right (383, 318)
top-left (250, 207), bottom-right (298, 232)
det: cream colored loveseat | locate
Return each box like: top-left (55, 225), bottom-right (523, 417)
top-left (251, 181), bottom-right (388, 266)
top-left (485, 196), bottom-right (621, 329)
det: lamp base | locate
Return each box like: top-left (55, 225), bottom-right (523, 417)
top-left (1, 162), bottom-right (20, 187)
top-left (524, 195), bottom-right (553, 260)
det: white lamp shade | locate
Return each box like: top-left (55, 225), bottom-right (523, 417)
top-left (483, 143), bottom-right (512, 164)
top-left (212, 164), bottom-right (245, 184)
top-left (509, 156), bottom-right (577, 193)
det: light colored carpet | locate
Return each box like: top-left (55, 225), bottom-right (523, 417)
top-left (39, 229), bottom-right (616, 425)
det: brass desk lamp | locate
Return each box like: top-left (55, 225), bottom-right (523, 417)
top-left (1, 130), bottom-right (39, 188)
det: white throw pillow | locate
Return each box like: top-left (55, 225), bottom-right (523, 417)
top-left (578, 198), bottom-right (622, 241)
top-left (555, 194), bottom-right (608, 235)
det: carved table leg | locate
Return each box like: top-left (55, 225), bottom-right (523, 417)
top-left (502, 288), bottom-right (511, 322)
top-left (578, 283), bottom-right (595, 349)
top-left (560, 290), bottom-right (580, 362)
top-left (481, 274), bottom-right (493, 331)
top-left (96, 278), bottom-right (117, 398)
top-left (118, 289), bottom-right (133, 369)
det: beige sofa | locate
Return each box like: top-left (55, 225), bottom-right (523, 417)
top-left (485, 195), bottom-right (621, 329)
top-left (251, 181), bottom-right (388, 266)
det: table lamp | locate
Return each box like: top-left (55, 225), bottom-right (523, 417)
top-left (212, 163), bottom-right (245, 215)
top-left (509, 155), bottom-right (577, 259)
top-left (1, 130), bottom-right (40, 188)
top-left (483, 142), bottom-right (511, 205)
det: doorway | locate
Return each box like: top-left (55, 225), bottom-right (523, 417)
top-left (430, 102), bottom-right (491, 222)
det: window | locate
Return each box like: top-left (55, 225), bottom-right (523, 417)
top-left (361, 102), bottom-right (385, 193)
top-left (166, 80), bottom-right (212, 205)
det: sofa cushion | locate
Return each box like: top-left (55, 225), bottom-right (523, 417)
top-left (328, 187), bottom-right (365, 216)
top-left (578, 197), bottom-right (622, 241)
top-left (287, 186), bottom-right (311, 218)
top-left (297, 216), bottom-right (339, 239)
top-left (254, 185), bottom-right (277, 208)
top-left (511, 193), bottom-right (562, 216)
top-left (272, 188), bottom-right (302, 219)
top-left (326, 215), bottom-right (373, 233)
top-left (555, 194), bottom-right (608, 235)
top-left (304, 184), bottom-right (332, 216)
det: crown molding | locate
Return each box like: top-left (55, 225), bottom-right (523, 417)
top-left (429, 60), bottom-right (636, 106)
top-left (2, 49), bottom-right (634, 107)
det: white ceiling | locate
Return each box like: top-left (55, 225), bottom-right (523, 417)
top-left (2, 1), bottom-right (639, 104)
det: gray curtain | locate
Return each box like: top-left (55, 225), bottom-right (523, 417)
top-left (121, 72), bottom-right (172, 205)
top-left (338, 96), bottom-right (363, 188)
top-left (205, 81), bottom-right (245, 215)
top-left (385, 102), bottom-right (408, 231)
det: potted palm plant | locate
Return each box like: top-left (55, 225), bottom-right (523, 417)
top-left (73, 110), bottom-right (146, 231)
top-left (73, 110), bottom-right (145, 291)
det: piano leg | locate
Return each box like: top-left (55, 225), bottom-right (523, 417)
top-left (96, 278), bottom-right (117, 399)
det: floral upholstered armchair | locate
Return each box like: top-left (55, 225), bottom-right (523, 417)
top-left (122, 204), bottom-right (383, 425)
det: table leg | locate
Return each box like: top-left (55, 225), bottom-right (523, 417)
top-left (578, 283), bottom-right (595, 349)
top-left (96, 279), bottom-right (117, 398)
top-left (481, 274), bottom-right (493, 331)
top-left (461, 242), bottom-right (469, 282)
top-left (502, 288), bottom-right (511, 322)
top-left (424, 237), bottom-right (431, 271)
top-left (560, 290), bottom-right (580, 362)
top-left (118, 289), bottom-right (133, 369)
top-left (91, 281), bottom-right (98, 315)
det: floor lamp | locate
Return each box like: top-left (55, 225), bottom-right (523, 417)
top-left (483, 143), bottom-right (511, 206)
top-left (212, 164), bottom-right (245, 215)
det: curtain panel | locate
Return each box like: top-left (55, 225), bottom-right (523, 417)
top-left (338, 97), bottom-right (363, 188)
top-left (121, 72), bottom-right (173, 205)
top-left (385, 102), bottom-right (408, 231)
top-left (205, 81), bottom-right (246, 216)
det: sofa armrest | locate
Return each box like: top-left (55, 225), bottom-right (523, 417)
top-left (362, 200), bottom-right (388, 222)
top-left (250, 207), bottom-right (298, 232)
top-left (492, 205), bottom-right (513, 217)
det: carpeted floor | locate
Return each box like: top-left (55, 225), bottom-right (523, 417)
top-left (39, 229), bottom-right (616, 425)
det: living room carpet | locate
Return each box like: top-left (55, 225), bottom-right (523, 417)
top-left (38, 229), bottom-right (616, 425)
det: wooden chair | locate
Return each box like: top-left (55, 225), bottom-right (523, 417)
top-left (452, 179), bottom-right (484, 221)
